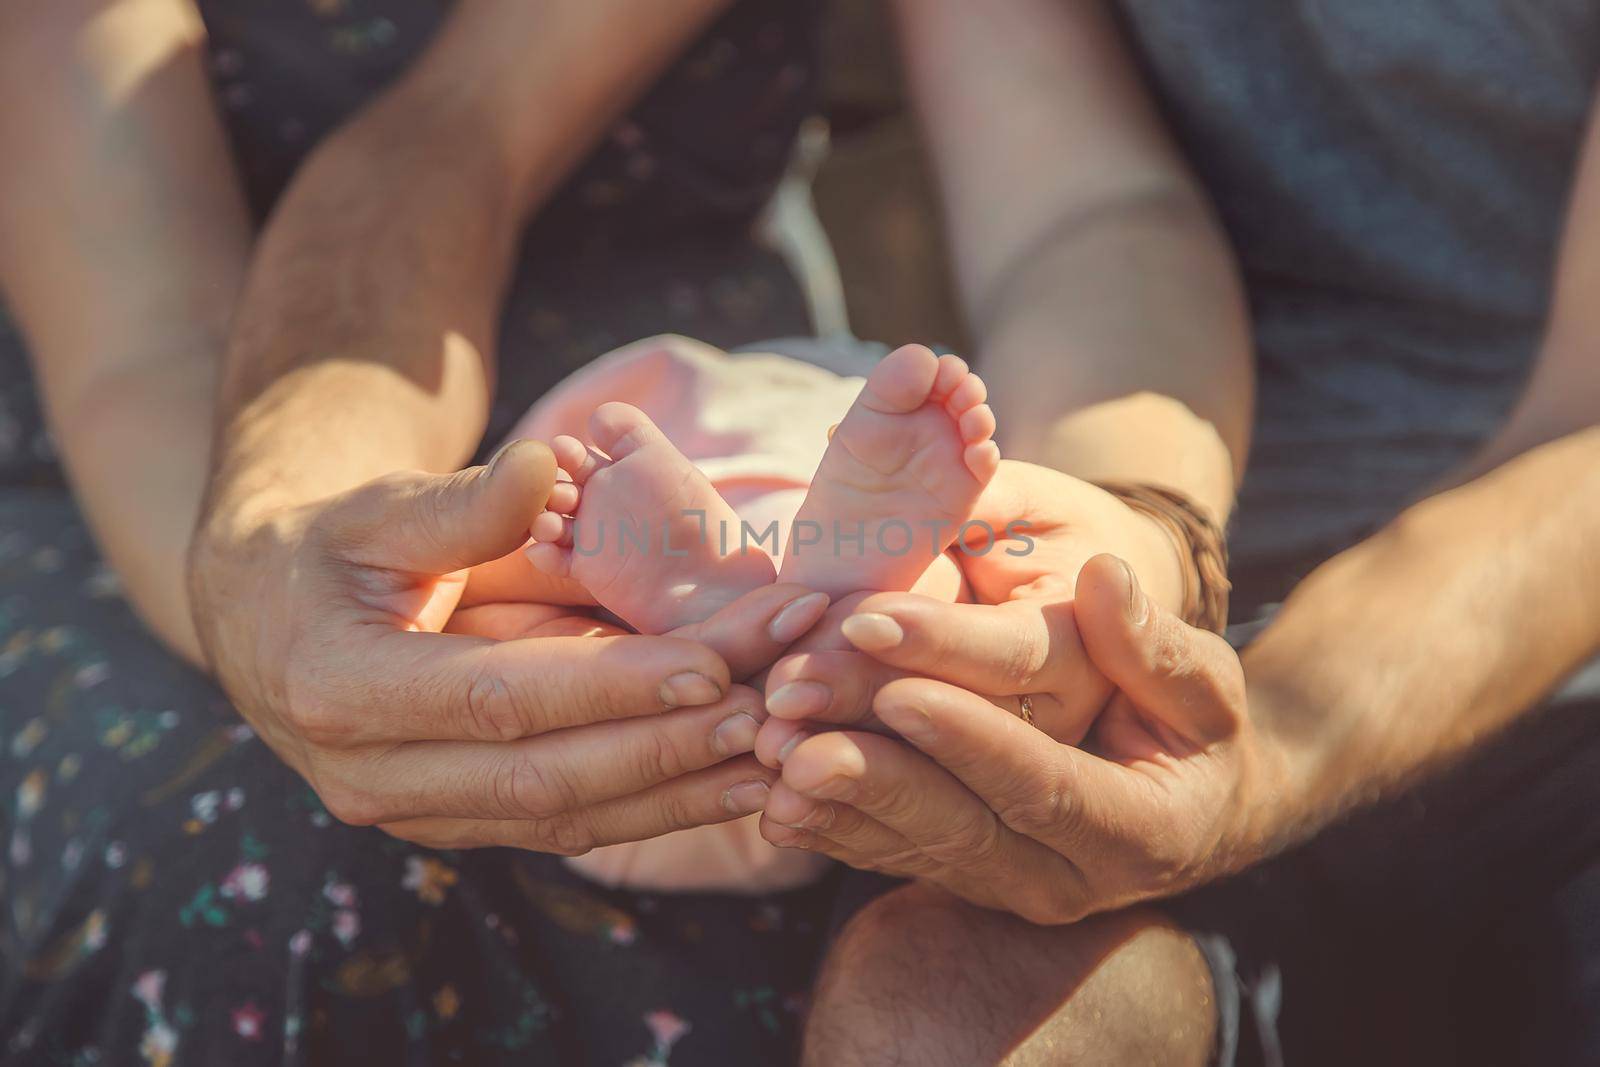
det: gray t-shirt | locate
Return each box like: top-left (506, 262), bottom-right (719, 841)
top-left (1117, 0), bottom-right (1600, 567)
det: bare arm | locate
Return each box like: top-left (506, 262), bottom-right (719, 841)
top-left (1246, 97), bottom-right (1600, 838)
top-left (893, 0), bottom-right (1253, 526)
top-left (206, 0), bottom-right (730, 527)
top-left (0, 0), bottom-right (251, 663)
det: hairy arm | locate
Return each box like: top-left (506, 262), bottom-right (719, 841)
top-left (893, 0), bottom-right (1252, 526)
top-left (206, 0), bottom-right (729, 527)
top-left (1245, 97), bottom-right (1600, 846)
top-left (0, 0), bottom-right (251, 663)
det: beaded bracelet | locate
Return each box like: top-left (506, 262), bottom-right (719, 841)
top-left (1093, 482), bottom-right (1231, 633)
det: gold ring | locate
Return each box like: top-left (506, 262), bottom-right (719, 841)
top-left (1018, 694), bottom-right (1035, 725)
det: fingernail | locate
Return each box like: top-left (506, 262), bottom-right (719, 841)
top-left (785, 802), bottom-right (835, 831)
top-left (767, 680), bottom-right (831, 718)
top-left (841, 612), bottom-right (904, 652)
top-left (808, 775), bottom-right (857, 801)
top-left (1118, 558), bottom-right (1149, 626)
top-left (722, 779), bottom-right (770, 816)
top-left (882, 701), bottom-right (935, 745)
top-left (711, 711), bottom-right (761, 756)
top-left (776, 729), bottom-right (811, 765)
top-left (660, 672), bottom-right (722, 708)
top-left (485, 439), bottom-right (517, 478)
top-left (768, 592), bottom-right (830, 643)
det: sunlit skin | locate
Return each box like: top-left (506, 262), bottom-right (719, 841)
top-left (5, 0), bottom-right (1599, 1063)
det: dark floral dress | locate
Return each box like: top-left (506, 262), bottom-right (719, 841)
top-left (0, 2), bottom-right (859, 1063)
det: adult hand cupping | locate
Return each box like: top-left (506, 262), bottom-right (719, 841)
top-left (753, 460), bottom-right (1191, 754)
top-left (187, 440), bottom-right (831, 854)
top-left (759, 556), bottom-right (1280, 923)
top-left (749, 460), bottom-right (1279, 923)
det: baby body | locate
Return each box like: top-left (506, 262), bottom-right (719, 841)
top-left (504, 336), bottom-right (999, 893)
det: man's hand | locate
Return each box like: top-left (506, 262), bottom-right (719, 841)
top-left (189, 439), bottom-right (828, 853)
top-left (752, 460), bottom-right (1187, 756)
top-left (756, 555), bottom-right (1281, 923)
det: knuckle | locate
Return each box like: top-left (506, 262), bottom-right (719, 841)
top-left (993, 778), bottom-right (1073, 836)
top-left (628, 727), bottom-right (691, 786)
top-left (650, 788), bottom-right (700, 833)
top-left (318, 781), bottom-right (386, 827)
top-left (1000, 626), bottom-right (1047, 689)
top-left (286, 696), bottom-right (358, 747)
top-left (530, 812), bottom-right (594, 857)
top-left (465, 661), bottom-right (529, 741)
top-left (1148, 624), bottom-right (1189, 678)
top-left (928, 810), bottom-right (1004, 869)
top-left (495, 753), bottom-right (578, 820)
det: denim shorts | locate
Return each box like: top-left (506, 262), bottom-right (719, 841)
top-left (1169, 617), bottom-right (1600, 1066)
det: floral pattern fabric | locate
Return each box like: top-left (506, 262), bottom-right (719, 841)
top-left (0, 1), bottom-right (856, 1063)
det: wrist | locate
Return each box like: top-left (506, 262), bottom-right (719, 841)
top-left (1121, 507), bottom-right (1189, 616)
top-left (1231, 642), bottom-right (1342, 862)
top-left (1096, 482), bottom-right (1231, 631)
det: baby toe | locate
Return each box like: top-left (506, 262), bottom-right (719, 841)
top-left (552, 435), bottom-right (603, 485)
top-left (530, 510), bottom-right (570, 545)
top-left (589, 402), bottom-right (667, 459)
top-left (861, 344), bottom-right (941, 413)
top-left (546, 481), bottom-right (581, 515)
top-left (943, 370), bottom-right (988, 415)
top-left (963, 440), bottom-right (1002, 483)
top-left (958, 403), bottom-right (997, 445)
top-left (930, 353), bottom-right (971, 402)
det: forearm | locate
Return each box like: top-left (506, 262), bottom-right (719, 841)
top-left (893, 0), bottom-right (1251, 524)
top-left (1244, 425), bottom-right (1600, 848)
top-left (210, 0), bottom-right (727, 521)
top-left (0, 0), bottom-right (249, 663)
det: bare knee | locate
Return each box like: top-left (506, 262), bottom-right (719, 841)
top-left (804, 883), bottom-right (1215, 1067)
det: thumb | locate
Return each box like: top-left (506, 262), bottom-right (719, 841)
top-left (339, 438), bottom-right (558, 574)
top-left (1074, 554), bottom-right (1243, 742)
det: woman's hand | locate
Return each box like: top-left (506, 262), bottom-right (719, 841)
top-left (756, 555), bottom-right (1283, 923)
top-left (188, 440), bottom-right (830, 855)
top-left (753, 460), bottom-right (1191, 755)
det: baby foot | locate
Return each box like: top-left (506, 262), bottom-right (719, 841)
top-left (777, 344), bottom-right (1000, 598)
top-left (528, 402), bottom-right (777, 635)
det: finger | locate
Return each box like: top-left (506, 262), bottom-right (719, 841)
top-left (330, 685), bottom-right (768, 822)
top-left (1074, 555), bottom-right (1244, 743)
top-left (378, 755), bottom-right (776, 855)
top-left (838, 593), bottom-right (1105, 701)
top-left (754, 715), bottom-right (811, 769)
top-left (753, 712), bottom-right (886, 770)
top-left (778, 730), bottom-right (1092, 924)
top-left (457, 538), bottom-right (595, 609)
top-left (316, 629), bottom-right (731, 745)
top-left (760, 780), bottom-right (943, 878)
top-left (443, 602), bottom-right (583, 640)
top-left (763, 649), bottom-right (908, 725)
top-left (869, 675), bottom-right (1147, 862)
top-left (329, 439), bottom-right (558, 573)
top-left (667, 584), bottom-right (830, 681)
top-left (759, 795), bottom-right (1039, 916)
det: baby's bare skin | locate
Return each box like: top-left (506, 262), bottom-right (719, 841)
top-left (530, 345), bottom-right (998, 634)
top-left (524, 344), bottom-right (999, 893)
